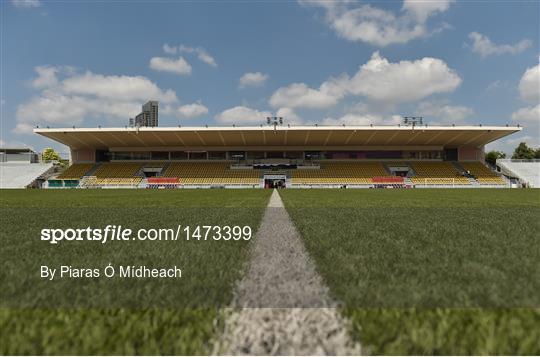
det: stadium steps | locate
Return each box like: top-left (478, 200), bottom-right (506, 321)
top-left (77, 163), bottom-right (102, 188)
top-left (29, 165), bottom-right (62, 188)
top-left (452, 161), bottom-right (466, 173)
top-left (84, 162), bottom-right (102, 176)
top-left (405, 162), bottom-right (417, 176)
top-left (381, 163), bottom-right (393, 175)
top-left (453, 162), bottom-right (481, 186)
top-left (460, 161), bottom-right (508, 186)
top-left (452, 161), bottom-right (480, 185)
top-left (497, 160), bottom-right (540, 188)
top-left (134, 165), bottom-right (146, 178)
top-left (158, 162), bottom-right (171, 176)
top-left (38, 164), bottom-right (62, 180)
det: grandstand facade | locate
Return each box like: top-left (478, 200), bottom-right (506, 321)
top-left (35, 125), bottom-right (521, 188)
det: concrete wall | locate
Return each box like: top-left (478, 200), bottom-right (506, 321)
top-left (71, 149), bottom-right (95, 163)
top-left (458, 146), bottom-right (483, 161)
top-left (0, 153), bottom-right (33, 162)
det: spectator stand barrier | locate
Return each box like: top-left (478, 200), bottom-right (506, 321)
top-left (146, 177), bottom-right (181, 189)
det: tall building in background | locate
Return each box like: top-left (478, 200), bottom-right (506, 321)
top-left (129, 101), bottom-right (159, 127)
top-left (142, 101), bottom-right (159, 126)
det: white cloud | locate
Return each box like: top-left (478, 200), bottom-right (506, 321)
top-left (0, 138), bottom-right (32, 148)
top-left (61, 71), bottom-right (177, 103)
top-left (467, 32), bottom-right (532, 57)
top-left (177, 102), bottom-right (209, 119)
top-left (518, 62), bottom-right (540, 104)
top-left (298, 0), bottom-right (353, 10)
top-left (151, 44), bottom-right (216, 76)
top-left (11, 0), bottom-right (41, 8)
top-left (196, 49), bottom-right (217, 67)
top-left (402, 0), bottom-right (452, 23)
top-left (416, 100), bottom-right (474, 124)
top-left (177, 45), bottom-right (195, 53)
top-left (269, 52), bottom-right (461, 109)
top-left (486, 80), bottom-right (511, 92)
top-left (488, 63), bottom-right (540, 154)
top-left (505, 135), bottom-right (539, 147)
top-left (276, 107), bottom-right (304, 125)
top-left (149, 56), bottom-right (192, 75)
top-left (300, 0), bottom-right (453, 46)
top-left (270, 82), bottom-right (344, 109)
top-left (239, 72), bottom-right (269, 88)
top-left (162, 44), bottom-right (218, 67)
top-left (510, 62), bottom-right (540, 138)
top-left (15, 66), bottom-right (179, 133)
top-left (163, 43), bottom-right (177, 55)
top-left (487, 135), bottom-right (539, 155)
top-left (486, 80), bottom-right (502, 92)
top-left (15, 94), bottom-right (144, 131)
top-left (511, 104), bottom-right (540, 125)
top-left (17, 94), bottom-right (98, 127)
top-left (13, 123), bottom-right (38, 135)
top-left (31, 66), bottom-right (59, 89)
top-left (322, 113), bottom-right (402, 126)
top-left (345, 52), bottom-right (461, 103)
top-left (329, 5), bottom-right (424, 46)
top-left (215, 106), bottom-right (272, 124)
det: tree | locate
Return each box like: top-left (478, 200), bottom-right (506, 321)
top-left (512, 142), bottom-right (535, 160)
top-left (42, 148), bottom-right (61, 162)
top-left (535, 148), bottom-right (540, 159)
top-left (485, 150), bottom-right (506, 166)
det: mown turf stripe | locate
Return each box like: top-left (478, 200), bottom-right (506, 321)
top-left (214, 190), bottom-right (360, 355)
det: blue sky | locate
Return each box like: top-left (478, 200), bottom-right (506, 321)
top-left (1, 0), bottom-right (539, 155)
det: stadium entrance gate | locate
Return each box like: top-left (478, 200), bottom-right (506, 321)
top-left (264, 174), bottom-right (287, 189)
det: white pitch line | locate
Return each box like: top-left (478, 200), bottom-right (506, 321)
top-left (214, 190), bottom-right (361, 355)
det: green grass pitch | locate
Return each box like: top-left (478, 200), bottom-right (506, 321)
top-left (1, 188), bottom-right (539, 355)
top-left (0, 189), bottom-right (271, 355)
top-left (280, 188), bottom-right (540, 355)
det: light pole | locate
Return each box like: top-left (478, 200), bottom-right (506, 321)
top-left (403, 116), bottom-right (423, 130)
top-left (266, 116), bottom-right (283, 130)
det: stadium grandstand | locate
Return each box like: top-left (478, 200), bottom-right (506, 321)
top-left (33, 123), bottom-right (525, 189)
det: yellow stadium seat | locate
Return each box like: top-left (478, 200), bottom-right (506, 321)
top-left (460, 162), bottom-right (506, 185)
top-left (57, 163), bottom-right (94, 179)
top-left (409, 162), bottom-right (469, 185)
top-left (80, 162), bottom-right (143, 187)
top-left (290, 162), bottom-right (387, 185)
top-left (162, 162), bottom-right (260, 185)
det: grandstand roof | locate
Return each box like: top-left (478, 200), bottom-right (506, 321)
top-left (34, 125), bottom-right (521, 150)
